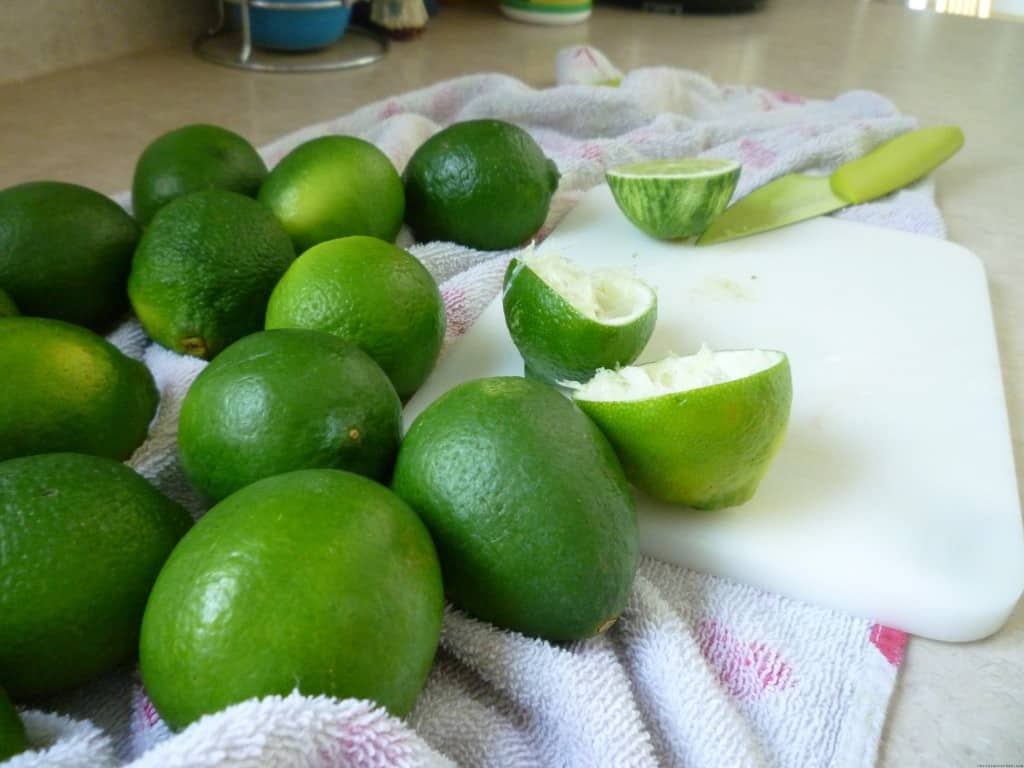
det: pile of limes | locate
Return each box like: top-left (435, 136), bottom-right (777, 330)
top-left (0, 117), bottom-right (637, 749)
top-left (0, 113), bottom-right (790, 753)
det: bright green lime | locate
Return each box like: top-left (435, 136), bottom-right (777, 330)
top-left (503, 249), bottom-right (656, 384)
top-left (128, 189), bottom-right (295, 359)
top-left (258, 136), bottom-right (405, 252)
top-left (606, 158), bottom-right (741, 240)
top-left (0, 317), bottom-right (158, 462)
top-left (0, 453), bottom-right (191, 699)
top-left (572, 348), bottom-right (792, 509)
top-left (265, 236), bottom-right (445, 401)
top-left (403, 119), bottom-right (560, 251)
top-left (0, 686), bottom-right (27, 761)
top-left (178, 329), bottom-right (402, 502)
top-left (140, 469), bottom-right (443, 729)
top-left (0, 181), bottom-right (140, 331)
top-left (392, 377), bottom-right (638, 642)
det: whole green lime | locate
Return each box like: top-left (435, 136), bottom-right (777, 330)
top-left (131, 123), bottom-right (268, 225)
top-left (0, 686), bottom-right (27, 761)
top-left (128, 189), bottom-right (295, 359)
top-left (403, 119), bottom-right (560, 251)
top-left (0, 453), bottom-right (191, 700)
top-left (258, 136), bottom-right (405, 252)
top-left (139, 469), bottom-right (444, 730)
top-left (392, 377), bottom-right (638, 642)
top-left (0, 288), bottom-right (18, 318)
top-left (178, 329), bottom-right (402, 502)
top-left (0, 317), bottom-right (158, 462)
top-left (265, 236), bottom-right (445, 401)
top-left (0, 181), bottom-right (140, 331)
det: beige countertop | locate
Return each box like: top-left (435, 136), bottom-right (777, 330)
top-left (1, 1), bottom-right (1021, 764)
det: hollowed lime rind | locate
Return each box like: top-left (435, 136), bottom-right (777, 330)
top-left (608, 158), bottom-right (741, 179)
top-left (574, 351), bottom-right (792, 510)
top-left (606, 158), bottom-right (741, 240)
top-left (502, 257), bottom-right (657, 384)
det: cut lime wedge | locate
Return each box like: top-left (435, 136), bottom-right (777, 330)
top-left (607, 158), bottom-right (741, 240)
top-left (502, 248), bottom-right (657, 385)
top-left (571, 346), bottom-right (792, 510)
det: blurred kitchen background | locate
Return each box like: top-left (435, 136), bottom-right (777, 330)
top-left (1, 0), bottom-right (1021, 85)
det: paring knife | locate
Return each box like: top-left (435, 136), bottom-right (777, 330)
top-left (696, 125), bottom-right (964, 246)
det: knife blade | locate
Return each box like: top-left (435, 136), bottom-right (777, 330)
top-left (696, 125), bottom-right (964, 246)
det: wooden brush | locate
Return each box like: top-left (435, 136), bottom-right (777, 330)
top-left (370, 0), bottom-right (430, 39)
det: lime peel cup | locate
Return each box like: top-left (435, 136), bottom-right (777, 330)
top-left (571, 347), bottom-right (793, 510)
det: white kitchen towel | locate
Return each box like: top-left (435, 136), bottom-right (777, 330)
top-left (9, 47), bottom-right (927, 767)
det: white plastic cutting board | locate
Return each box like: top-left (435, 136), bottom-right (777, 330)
top-left (404, 185), bottom-right (1024, 642)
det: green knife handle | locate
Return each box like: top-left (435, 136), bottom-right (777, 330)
top-left (830, 125), bottom-right (964, 204)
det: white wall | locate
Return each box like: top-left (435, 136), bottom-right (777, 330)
top-left (0, 0), bottom-right (213, 84)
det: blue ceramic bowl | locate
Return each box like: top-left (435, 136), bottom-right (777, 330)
top-left (227, 0), bottom-right (350, 52)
